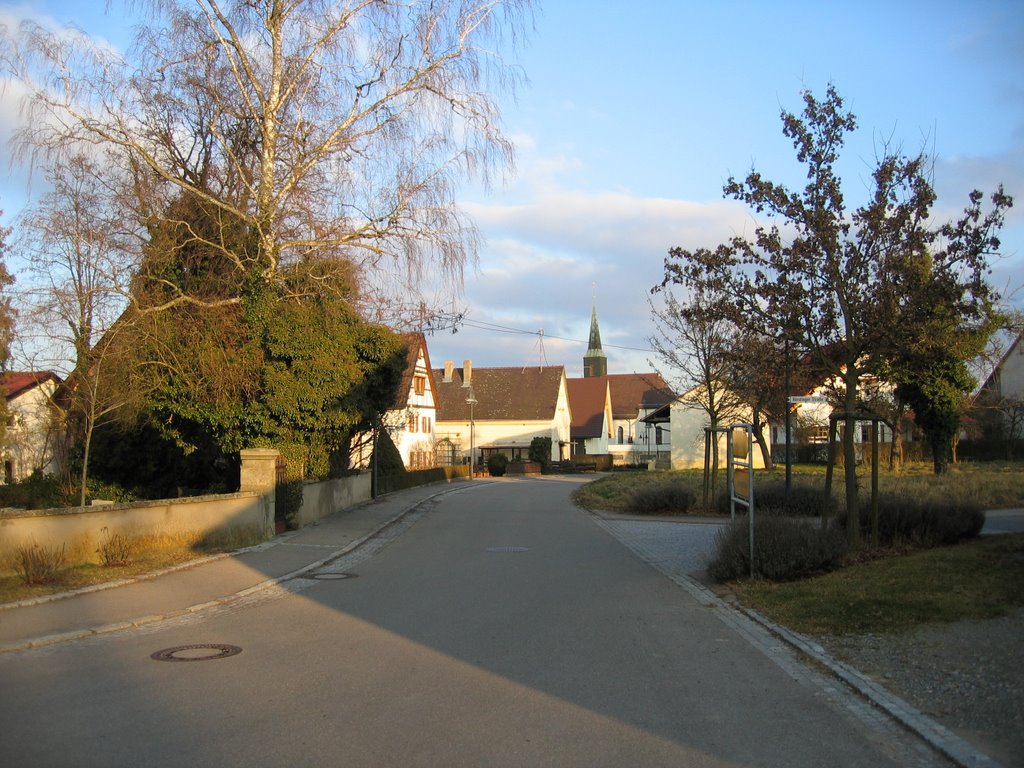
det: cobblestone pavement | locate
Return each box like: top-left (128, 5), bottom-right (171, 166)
top-left (592, 515), bottom-right (1005, 768)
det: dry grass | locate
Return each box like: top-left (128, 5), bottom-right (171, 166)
top-left (574, 461), bottom-right (1024, 514)
top-left (0, 526), bottom-right (264, 605)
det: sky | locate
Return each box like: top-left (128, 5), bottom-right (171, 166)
top-left (2, 0), bottom-right (1022, 383)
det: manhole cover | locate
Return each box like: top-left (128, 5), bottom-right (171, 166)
top-left (312, 572), bottom-right (357, 580)
top-left (486, 546), bottom-right (530, 553)
top-left (150, 644), bottom-right (243, 662)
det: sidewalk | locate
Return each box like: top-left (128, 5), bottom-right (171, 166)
top-left (0, 481), bottom-right (467, 654)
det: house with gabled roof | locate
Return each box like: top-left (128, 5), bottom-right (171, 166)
top-left (386, 333), bottom-right (439, 470)
top-left (973, 331), bottom-right (1024, 446)
top-left (433, 361), bottom-right (571, 468)
top-left (566, 376), bottom-right (612, 455)
top-left (0, 371), bottom-right (64, 483)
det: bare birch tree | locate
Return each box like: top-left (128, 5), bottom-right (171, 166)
top-left (4, 0), bottom-right (531, 317)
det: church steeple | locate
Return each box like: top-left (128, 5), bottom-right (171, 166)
top-left (583, 295), bottom-right (608, 378)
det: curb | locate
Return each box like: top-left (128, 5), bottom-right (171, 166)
top-left (596, 515), bottom-right (1004, 768)
top-left (0, 485), bottom-right (466, 655)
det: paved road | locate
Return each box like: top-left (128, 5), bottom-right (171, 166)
top-left (0, 477), bottom-right (953, 767)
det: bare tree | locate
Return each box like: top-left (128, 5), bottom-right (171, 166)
top-left (4, 0), bottom-right (532, 316)
top-left (660, 86), bottom-right (1011, 545)
top-left (13, 155), bottom-right (137, 505)
top-left (649, 287), bottom-right (747, 473)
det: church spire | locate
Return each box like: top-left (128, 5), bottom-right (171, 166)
top-left (583, 293), bottom-right (608, 378)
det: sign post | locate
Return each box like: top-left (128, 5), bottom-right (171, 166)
top-left (728, 423), bottom-right (755, 577)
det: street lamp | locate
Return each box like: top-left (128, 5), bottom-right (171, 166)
top-left (465, 385), bottom-right (477, 477)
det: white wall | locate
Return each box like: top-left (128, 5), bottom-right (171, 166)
top-left (3, 380), bottom-right (61, 483)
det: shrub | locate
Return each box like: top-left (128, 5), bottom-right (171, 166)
top-left (708, 517), bottom-right (848, 582)
top-left (529, 437), bottom-right (552, 470)
top-left (97, 531), bottom-right (134, 567)
top-left (715, 481), bottom-right (834, 518)
top-left (628, 481), bottom-right (696, 515)
top-left (276, 479), bottom-right (305, 530)
top-left (842, 494), bottom-right (985, 548)
top-left (487, 453), bottom-right (509, 477)
top-left (15, 542), bottom-right (68, 585)
top-left (0, 470), bottom-right (74, 510)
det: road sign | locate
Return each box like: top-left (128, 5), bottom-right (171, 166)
top-left (787, 395), bottom-right (828, 405)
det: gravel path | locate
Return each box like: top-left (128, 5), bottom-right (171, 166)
top-left (817, 609), bottom-right (1024, 768)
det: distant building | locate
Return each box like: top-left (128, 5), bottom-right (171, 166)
top-left (568, 300), bottom-right (674, 465)
top-left (433, 361), bottom-right (571, 467)
top-left (0, 372), bottom-right (63, 483)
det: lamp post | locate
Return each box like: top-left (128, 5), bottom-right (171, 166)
top-left (465, 385), bottom-right (477, 477)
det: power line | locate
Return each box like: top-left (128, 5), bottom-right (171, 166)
top-left (458, 318), bottom-right (654, 354)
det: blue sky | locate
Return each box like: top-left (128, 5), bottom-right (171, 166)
top-left (2, 1), bottom-right (1022, 380)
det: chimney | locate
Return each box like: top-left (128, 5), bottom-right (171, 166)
top-left (443, 360), bottom-right (454, 383)
top-left (462, 359), bottom-right (472, 387)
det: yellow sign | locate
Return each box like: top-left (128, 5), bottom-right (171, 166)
top-left (734, 467), bottom-right (750, 499)
top-left (732, 430), bottom-right (748, 461)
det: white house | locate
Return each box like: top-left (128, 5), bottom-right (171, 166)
top-left (975, 331), bottom-right (1024, 442)
top-left (643, 386), bottom-right (767, 471)
top-left (604, 373), bottom-right (674, 466)
top-left (433, 361), bottom-right (572, 467)
top-left (1, 371), bottom-right (63, 483)
top-left (385, 333), bottom-right (439, 469)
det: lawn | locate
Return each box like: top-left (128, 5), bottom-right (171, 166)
top-left (728, 532), bottom-right (1024, 635)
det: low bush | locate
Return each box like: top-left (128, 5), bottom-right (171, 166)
top-left (628, 481), bottom-right (696, 515)
top-left (708, 516), bottom-right (848, 582)
top-left (715, 481), bottom-right (833, 517)
top-left (97, 531), bottom-right (134, 567)
top-left (487, 453), bottom-right (509, 477)
top-left (14, 542), bottom-right (68, 585)
top-left (843, 494), bottom-right (985, 548)
top-left (0, 470), bottom-right (74, 510)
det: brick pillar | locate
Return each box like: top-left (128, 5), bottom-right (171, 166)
top-left (240, 448), bottom-right (279, 538)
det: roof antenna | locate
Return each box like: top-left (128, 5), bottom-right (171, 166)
top-left (525, 328), bottom-right (548, 372)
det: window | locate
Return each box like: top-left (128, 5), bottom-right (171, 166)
top-left (413, 375), bottom-right (426, 396)
top-left (655, 426), bottom-right (664, 445)
top-left (408, 413), bottom-right (417, 433)
top-left (421, 416), bottom-right (431, 433)
top-left (617, 426), bottom-right (624, 444)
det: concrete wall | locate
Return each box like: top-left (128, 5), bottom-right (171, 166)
top-left (294, 473), bottom-right (372, 528)
top-left (0, 492), bottom-right (271, 571)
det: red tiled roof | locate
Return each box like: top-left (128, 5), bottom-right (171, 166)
top-left (0, 371), bottom-right (61, 401)
top-left (566, 377), bottom-right (608, 439)
top-left (605, 373), bottom-right (673, 419)
top-left (433, 366), bottom-right (565, 421)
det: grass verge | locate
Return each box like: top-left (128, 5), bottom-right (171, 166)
top-left (574, 462), bottom-right (1024, 515)
top-left (0, 547), bottom-right (213, 605)
top-left (728, 533), bottom-right (1024, 635)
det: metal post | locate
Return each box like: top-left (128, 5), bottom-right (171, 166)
top-left (466, 386), bottom-right (477, 479)
top-left (784, 337), bottom-right (792, 493)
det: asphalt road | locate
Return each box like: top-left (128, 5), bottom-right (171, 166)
top-left (0, 477), bottom-right (951, 767)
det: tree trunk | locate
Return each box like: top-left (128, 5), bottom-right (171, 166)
top-left (752, 409), bottom-right (774, 471)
